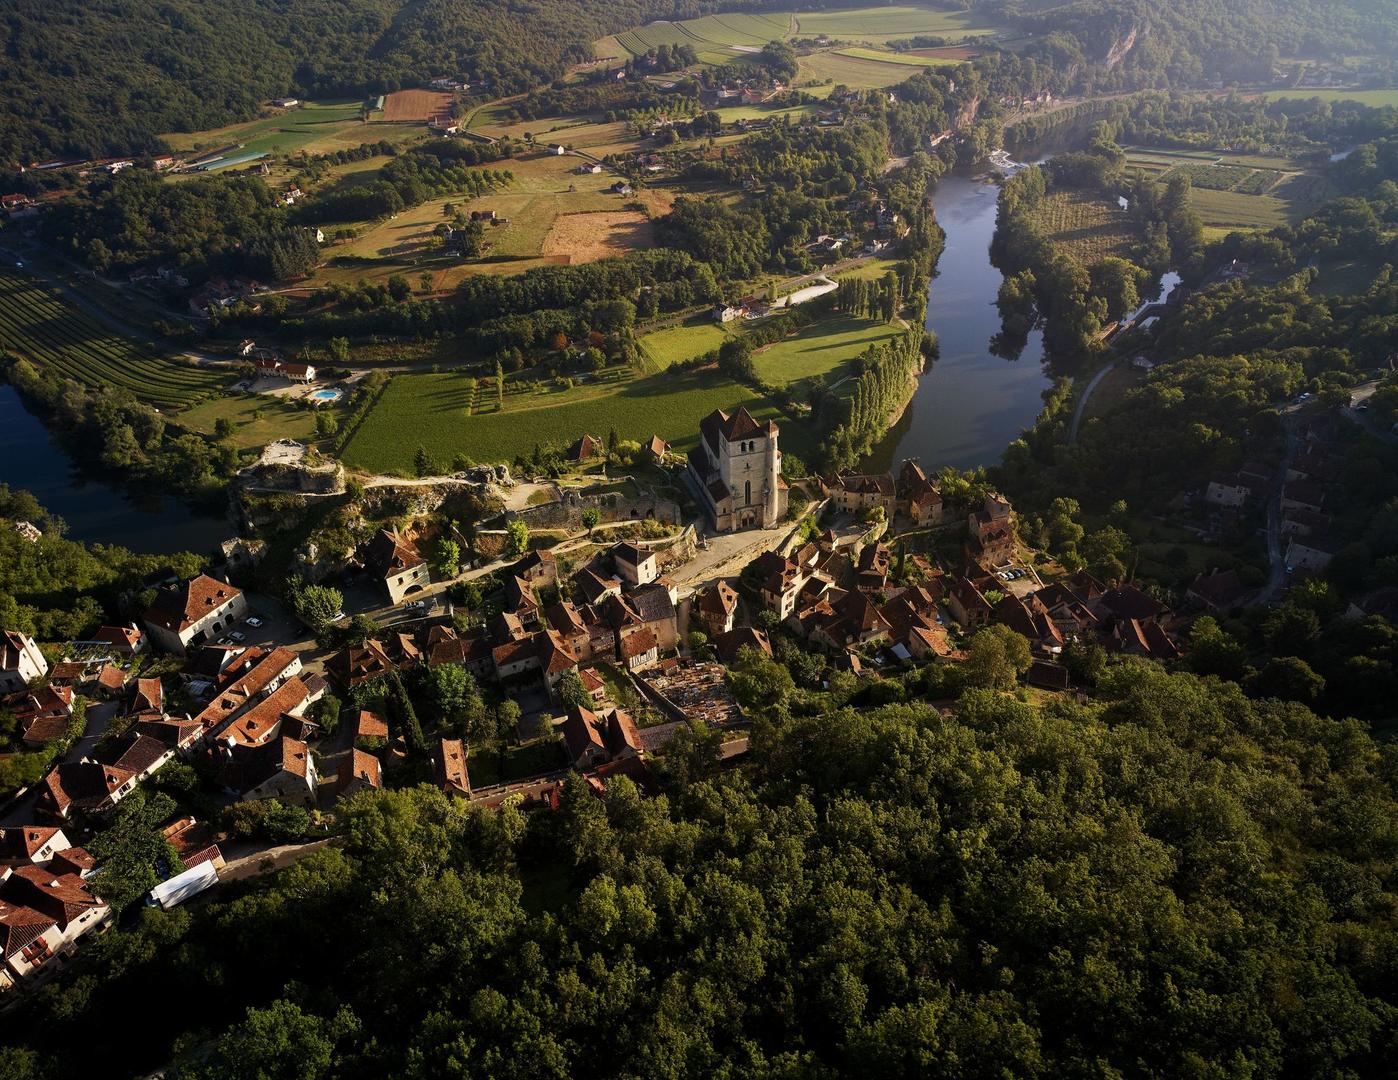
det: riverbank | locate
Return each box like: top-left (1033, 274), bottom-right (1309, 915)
top-left (0, 383), bottom-right (232, 554)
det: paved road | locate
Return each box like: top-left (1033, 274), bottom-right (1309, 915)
top-left (1067, 363), bottom-right (1117, 444)
top-left (217, 837), bottom-right (335, 883)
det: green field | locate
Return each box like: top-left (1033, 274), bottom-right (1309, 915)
top-left (1186, 187), bottom-right (1292, 230)
top-left (637, 317), bottom-right (732, 368)
top-left (834, 47), bottom-right (958, 67)
top-left (605, 6), bottom-right (1000, 64)
top-left (162, 100), bottom-right (424, 165)
top-left (753, 316), bottom-right (905, 388)
top-left (1029, 190), bottom-right (1137, 265)
top-left (1258, 89), bottom-right (1398, 107)
top-left (613, 12), bottom-right (791, 64)
top-left (0, 271), bottom-right (227, 409)
top-left (341, 367), bottom-right (798, 474)
top-left (795, 5), bottom-right (1001, 40)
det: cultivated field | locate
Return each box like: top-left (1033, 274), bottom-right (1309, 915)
top-left (340, 366), bottom-right (796, 474)
top-left (835, 47), bottom-right (961, 67)
top-left (1259, 89), bottom-right (1398, 107)
top-left (380, 90), bottom-right (453, 123)
top-left (1122, 145), bottom-right (1332, 231)
top-left (613, 12), bottom-right (792, 65)
top-left (796, 50), bottom-right (918, 88)
top-left (0, 271), bottom-right (226, 409)
top-left (753, 316), bottom-right (905, 388)
top-left (637, 318), bottom-right (732, 369)
top-left (1030, 191), bottom-right (1137, 265)
top-left (793, 5), bottom-right (1002, 41)
top-left (542, 212), bottom-right (655, 264)
top-left (161, 100), bottom-right (423, 165)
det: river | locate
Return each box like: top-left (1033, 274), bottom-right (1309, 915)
top-left (878, 171), bottom-right (1053, 471)
top-left (0, 383), bottom-right (232, 555)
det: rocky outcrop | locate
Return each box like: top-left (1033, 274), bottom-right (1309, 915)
top-left (1103, 22), bottom-right (1146, 71)
top-left (236, 440), bottom-right (344, 495)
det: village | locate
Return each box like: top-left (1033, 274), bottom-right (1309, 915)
top-left (0, 397), bottom-right (1239, 991)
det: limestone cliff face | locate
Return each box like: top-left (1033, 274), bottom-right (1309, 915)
top-left (1103, 21), bottom-right (1147, 71)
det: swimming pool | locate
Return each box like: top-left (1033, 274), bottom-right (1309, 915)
top-left (309, 388), bottom-right (343, 403)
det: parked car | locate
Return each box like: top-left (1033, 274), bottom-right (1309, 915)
top-left (404, 599), bottom-right (428, 611)
top-left (228, 631), bottom-right (246, 643)
top-left (246, 616), bottom-right (264, 629)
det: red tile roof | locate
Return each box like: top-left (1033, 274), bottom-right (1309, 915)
top-left (144, 575), bottom-right (243, 634)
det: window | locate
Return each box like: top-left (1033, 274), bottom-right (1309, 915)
top-left (745, 480), bottom-right (751, 505)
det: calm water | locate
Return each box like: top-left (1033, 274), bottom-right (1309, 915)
top-left (881, 171), bottom-right (1053, 471)
top-left (0, 383), bottom-right (232, 555)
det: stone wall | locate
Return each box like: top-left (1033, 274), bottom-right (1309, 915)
top-left (505, 484), bottom-right (681, 531)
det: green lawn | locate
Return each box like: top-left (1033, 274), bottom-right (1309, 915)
top-left (835, 47), bottom-right (958, 66)
top-left (1186, 186), bottom-right (1293, 230)
top-left (753, 316), bottom-right (905, 388)
top-left (341, 366), bottom-right (796, 474)
top-left (177, 393), bottom-right (324, 448)
top-left (1258, 89), bottom-right (1398, 107)
top-left (637, 317), bottom-right (731, 368)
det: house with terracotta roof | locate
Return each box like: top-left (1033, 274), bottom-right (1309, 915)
top-left (567, 433), bottom-right (604, 462)
top-left (966, 492), bottom-right (1016, 567)
top-left (336, 749), bottom-right (382, 797)
top-left (41, 761), bottom-right (139, 819)
top-left (619, 627), bottom-right (659, 672)
top-left (510, 549), bottom-right (558, 590)
top-left (192, 647), bottom-right (303, 733)
top-left (0, 828), bottom-right (72, 872)
top-left (644, 434), bottom-right (669, 463)
top-left (233, 736), bottom-right (318, 806)
top-left (899, 460), bottom-right (945, 525)
top-left (573, 567), bottom-right (622, 607)
top-left (91, 662), bottom-right (127, 698)
top-left (695, 580), bottom-right (740, 638)
top-left (90, 624), bottom-right (147, 655)
top-left (365, 528), bottom-right (429, 605)
top-left (947, 575), bottom-right (993, 630)
top-left (545, 602), bottom-right (593, 663)
top-left (688, 407), bottom-right (786, 532)
top-left (130, 677), bottom-right (163, 715)
top-left (0, 631), bottom-right (48, 692)
top-left (352, 709), bottom-right (389, 747)
top-left (161, 817), bottom-right (224, 870)
top-left (329, 639), bottom-right (400, 690)
top-left (435, 738), bottom-right (471, 797)
top-left (208, 677), bottom-right (314, 750)
top-left (0, 864), bottom-right (111, 990)
top-left (561, 705), bottom-right (642, 769)
top-left (143, 575), bottom-right (247, 654)
top-left (11, 686), bottom-right (75, 747)
top-left (713, 626), bottom-right (772, 664)
top-left (101, 732), bottom-right (176, 784)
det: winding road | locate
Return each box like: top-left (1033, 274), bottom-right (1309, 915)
top-left (1067, 363), bottom-right (1116, 444)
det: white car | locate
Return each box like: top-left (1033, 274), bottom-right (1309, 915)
top-left (404, 599), bottom-right (428, 611)
top-left (246, 616), bottom-right (264, 629)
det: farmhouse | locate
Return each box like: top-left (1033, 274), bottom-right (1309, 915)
top-left (254, 357), bottom-right (316, 384)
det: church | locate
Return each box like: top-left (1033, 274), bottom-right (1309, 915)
top-left (687, 407), bottom-right (787, 532)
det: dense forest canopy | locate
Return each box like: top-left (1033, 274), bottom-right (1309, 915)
top-left (5, 660), bottom-right (1398, 1077)
top-left (4, 0), bottom-right (1397, 165)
